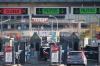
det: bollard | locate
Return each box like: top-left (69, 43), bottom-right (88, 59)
top-left (59, 45), bottom-right (62, 65)
top-left (50, 43), bottom-right (59, 66)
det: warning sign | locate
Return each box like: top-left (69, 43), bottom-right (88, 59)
top-left (51, 51), bottom-right (59, 62)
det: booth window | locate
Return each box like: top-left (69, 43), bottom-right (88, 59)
top-left (81, 23), bottom-right (89, 29)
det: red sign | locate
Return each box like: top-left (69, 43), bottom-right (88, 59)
top-left (51, 44), bottom-right (59, 52)
top-left (32, 18), bottom-right (48, 24)
top-left (5, 46), bottom-right (12, 52)
top-left (0, 8), bottom-right (28, 15)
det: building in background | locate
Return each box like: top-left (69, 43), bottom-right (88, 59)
top-left (0, 0), bottom-right (100, 50)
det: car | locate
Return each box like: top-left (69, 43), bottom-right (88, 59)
top-left (83, 46), bottom-right (98, 60)
top-left (67, 51), bottom-right (87, 66)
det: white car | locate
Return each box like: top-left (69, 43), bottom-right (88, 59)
top-left (67, 51), bottom-right (87, 66)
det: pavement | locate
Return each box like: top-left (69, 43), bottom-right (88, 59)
top-left (3, 60), bottom-right (65, 66)
top-left (87, 60), bottom-right (98, 66)
top-left (0, 57), bottom-right (99, 66)
top-left (0, 60), bottom-right (99, 66)
top-left (22, 61), bottom-right (50, 66)
top-left (0, 52), bottom-right (99, 66)
top-left (21, 60), bottom-right (98, 66)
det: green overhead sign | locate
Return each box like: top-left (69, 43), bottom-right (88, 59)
top-left (73, 8), bottom-right (100, 14)
top-left (36, 8), bottom-right (66, 15)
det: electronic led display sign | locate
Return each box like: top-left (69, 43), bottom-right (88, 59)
top-left (0, 8), bottom-right (28, 15)
top-left (73, 8), bottom-right (100, 14)
top-left (36, 8), bottom-right (66, 15)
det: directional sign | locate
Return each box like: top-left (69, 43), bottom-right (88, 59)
top-left (36, 7), bottom-right (67, 15)
top-left (73, 8), bottom-right (100, 14)
top-left (0, 8), bottom-right (28, 15)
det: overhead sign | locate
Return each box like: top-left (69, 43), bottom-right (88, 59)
top-left (0, 8), bottom-right (28, 15)
top-left (32, 18), bottom-right (48, 24)
top-left (73, 8), bottom-right (100, 14)
top-left (36, 7), bottom-right (67, 15)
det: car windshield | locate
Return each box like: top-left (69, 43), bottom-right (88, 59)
top-left (68, 52), bottom-right (82, 60)
top-left (69, 52), bottom-right (81, 56)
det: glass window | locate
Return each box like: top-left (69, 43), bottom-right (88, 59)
top-left (16, 24), bottom-right (21, 30)
top-left (16, 23), bottom-right (29, 30)
top-left (3, 16), bottom-right (9, 19)
top-left (69, 52), bottom-right (81, 55)
top-left (11, 16), bottom-right (15, 19)
top-left (16, 16), bottom-right (22, 20)
top-left (26, 24), bottom-right (29, 28)
top-left (23, 15), bottom-right (29, 19)
top-left (59, 24), bottom-right (64, 28)
top-left (11, 24), bottom-right (15, 29)
top-left (25, 24), bottom-right (29, 30)
top-left (21, 24), bottom-right (27, 30)
top-left (32, 25), bottom-right (38, 28)
top-left (3, 24), bottom-right (8, 30)
top-left (81, 23), bottom-right (89, 28)
top-left (73, 23), bottom-right (78, 28)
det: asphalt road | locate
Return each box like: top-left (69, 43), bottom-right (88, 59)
top-left (87, 60), bottom-right (98, 66)
top-left (21, 60), bottom-right (98, 66)
top-left (0, 60), bottom-right (98, 66)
